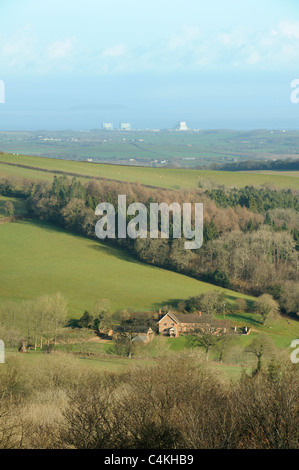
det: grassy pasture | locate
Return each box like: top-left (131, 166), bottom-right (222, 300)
top-left (248, 170), bottom-right (299, 178)
top-left (3, 348), bottom-right (244, 381)
top-left (0, 219), bottom-right (253, 316)
top-left (0, 153), bottom-right (299, 190)
top-left (0, 162), bottom-right (54, 182)
top-left (12, 349), bottom-right (150, 374)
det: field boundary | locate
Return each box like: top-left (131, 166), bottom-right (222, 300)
top-left (0, 214), bottom-right (26, 224)
top-left (0, 159), bottom-right (172, 192)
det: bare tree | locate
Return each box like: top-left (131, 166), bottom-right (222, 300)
top-left (245, 333), bottom-right (275, 375)
top-left (255, 294), bottom-right (280, 325)
top-left (187, 319), bottom-right (229, 360)
top-left (234, 362), bottom-right (299, 448)
top-left (4, 200), bottom-right (14, 217)
top-left (92, 299), bottom-right (113, 336)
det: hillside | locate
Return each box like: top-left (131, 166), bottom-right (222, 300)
top-left (0, 153), bottom-right (299, 190)
top-left (0, 218), bottom-right (252, 316)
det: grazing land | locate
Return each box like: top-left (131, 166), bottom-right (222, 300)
top-left (0, 153), bottom-right (299, 190)
top-left (1, 129), bottom-right (299, 168)
top-left (0, 219), bottom-right (252, 316)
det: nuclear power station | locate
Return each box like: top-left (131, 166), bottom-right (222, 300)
top-left (175, 121), bottom-right (188, 131)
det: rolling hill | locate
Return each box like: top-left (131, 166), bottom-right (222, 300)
top-left (0, 218), bottom-right (253, 316)
top-left (0, 153), bottom-right (298, 190)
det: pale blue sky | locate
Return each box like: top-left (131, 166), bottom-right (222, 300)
top-left (1, 0), bottom-right (299, 129)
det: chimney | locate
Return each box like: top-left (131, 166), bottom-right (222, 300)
top-left (159, 309), bottom-right (162, 315)
top-left (198, 311), bottom-right (202, 316)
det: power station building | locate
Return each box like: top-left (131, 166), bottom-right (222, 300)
top-left (120, 122), bottom-right (132, 130)
top-left (175, 121), bottom-right (188, 131)
top-left (102, 123), bottom-right (113, 130)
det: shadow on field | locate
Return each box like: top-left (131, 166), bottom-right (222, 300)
top-left (151, 298), bottom-right (187, 310)
top-left (90, 242), bottom-right (141, 264)
top-left (23, 219), bottom-right (143, 265)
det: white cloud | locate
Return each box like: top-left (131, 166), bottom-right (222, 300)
top-left (218, 30), bottom-right (246, 48)
top-left (2, 19), bottom-right (299, 76)
top-left (101, 44), bottom-right (126, 58)
top-left (0, 25), bottom-right (37, 70)
top-left (167, 26), bottom-right (201, 51)
top-left (47, 37), bottom-right (76, 59)
top-left (219, 33), bottom-right (231, 46)
top-left (278, 20), bottom-right (299, 39)
top-left (246, 52), bottom-right (260, 65)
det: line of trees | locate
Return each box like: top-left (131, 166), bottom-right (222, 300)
top-left (205, 158), bottom-right (299, 172)
top-left (0, 293), bottom-right (68, 350)
top-left (205, 185), bottom-right (299, 212)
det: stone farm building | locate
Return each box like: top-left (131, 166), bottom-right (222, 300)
top-left (158, 311), bottom-right (208, 337)
top-left (157, 311), bottom-right (229, 337)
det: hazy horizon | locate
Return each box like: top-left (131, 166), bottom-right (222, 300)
top-left (1, 0), bottom-right (299, 131)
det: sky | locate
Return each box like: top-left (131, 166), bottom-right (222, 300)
top-left (1, 0), bottom-right (299, 130)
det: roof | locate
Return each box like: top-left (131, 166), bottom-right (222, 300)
top-left (132, 328), bottom-right (153, 342)
top-left (157, 311), bottom-right (180, 324)
top-left (132, 334), bottom-right (148, 342)
top-left (175, 313), bottom-right (205, 323)
top-left (158, 311), bottom-right (206, 325)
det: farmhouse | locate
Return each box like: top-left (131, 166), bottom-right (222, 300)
top-left (158, 311), bottom-right (207, 337)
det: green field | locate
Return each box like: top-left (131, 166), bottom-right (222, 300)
top-left (249, 170), bottom-right (299, 177)
top-left (11, 349), bottom-right (153, 374)
top-left (0, 153), bottom-right (299, 190)
top-left (2, 348), bottom-right (245, 382)
top-left (0, 219), bottom-right (252, 316)
top-left (0, 162), bottom-right (54, 183)
top-left (1, 129), bottom-right (299, 167)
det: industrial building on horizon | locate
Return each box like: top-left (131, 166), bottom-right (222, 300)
top-left (101, 122), bottom-right (132, 130)
top-left (120, 122), bottom-right (132, 131)
top-left (101, 121), bottom-right (192, 131)
top-left (102, 123), bottom-right (113, 130)
top-left (175, 121), bottom-right (188, 131)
